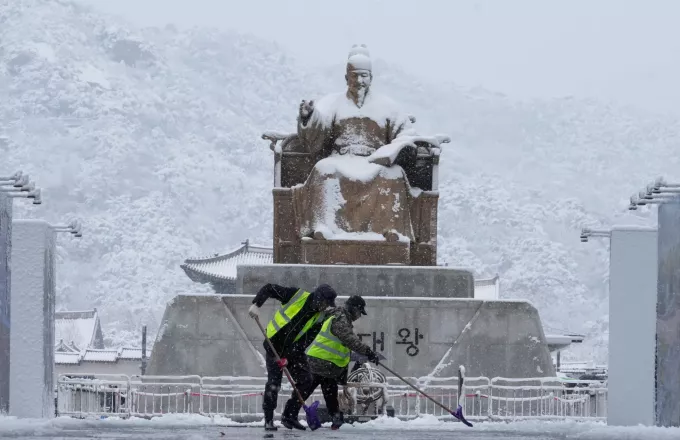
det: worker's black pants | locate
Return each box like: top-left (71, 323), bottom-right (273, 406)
top-left (282, 372), bottom-right (341, 420)
top-left (263, 351), bottom-right (309, 422)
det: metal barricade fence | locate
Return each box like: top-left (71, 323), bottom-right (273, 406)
top-left (57, 374), bottom-right (130, 418)
top-left (379, 376), bottom-right (491, 420)
top-left (56, 374), bottom-right (606, 422)
top-left (488, 377), bottom-right (607, 420)
top-left (129, 375), bottom-right (201, 417)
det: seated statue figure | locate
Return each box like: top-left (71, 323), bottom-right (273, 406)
top-left (290, 44), bottom-right (448, 245)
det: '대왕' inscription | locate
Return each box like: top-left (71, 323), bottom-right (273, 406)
top-left (357, 327), bottom-right (425, 357)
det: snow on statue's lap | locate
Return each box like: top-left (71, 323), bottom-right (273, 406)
top-left (316, 155), bottom-right (403, 182)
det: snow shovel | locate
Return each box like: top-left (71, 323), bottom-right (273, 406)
top-left (377, 362), bottom-right (473, 427)
top-left (252, 316), bottom-right (322, 430)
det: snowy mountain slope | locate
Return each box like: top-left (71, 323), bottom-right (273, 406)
top-left (3, 0), bottom-right (680, 360)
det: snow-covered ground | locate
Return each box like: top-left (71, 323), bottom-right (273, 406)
top-left (1, 415), bottom-right (679, 439)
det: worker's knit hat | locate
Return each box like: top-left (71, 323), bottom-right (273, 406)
top-left (313, 284), bottom-right (337, 307)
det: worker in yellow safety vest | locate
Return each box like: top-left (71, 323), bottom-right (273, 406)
top-left (248, 283), bottom-right (337, 431)
top-left (280, 295), bottom-right (380, 430)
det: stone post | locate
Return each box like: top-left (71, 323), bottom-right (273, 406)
top-left (9, 220), bottom-right (56, 419)
top-left (656, 196), bottom-right (680, 427)
top-left (607, 227), bottom-right (657, 426)
top-left (0, 193), bottom-right (12, 413)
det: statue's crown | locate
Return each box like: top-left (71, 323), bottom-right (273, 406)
top-left (347, 44), bottom-right (372, 71)
top-left (348, 44), bottom-right (370, 58)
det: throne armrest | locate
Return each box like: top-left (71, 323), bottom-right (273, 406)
top-left (379, 134), bottom-right (448, 192)
top-left (413, 134), bottom-right (449, 152)
top-left (262, 131), bottom-right (297, 152)
top-left (263, 132), bottom-right (316, 188)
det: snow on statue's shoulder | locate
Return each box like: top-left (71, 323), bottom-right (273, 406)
top-left (312, 90), bottom-right (410, 127)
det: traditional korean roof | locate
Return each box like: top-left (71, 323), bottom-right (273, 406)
top-left (54, 347), bottom-right (151, 365)
top-left (81, 349), bottom-right (120, 363)
top-left (55, 309), bottom-right (105, 350)
top-left (120, 347), bottom-right (145, 359)
top-left (181, 239), bottom-right (273, 283)
top-left (55, 352), bottom-right (81, 365)
top-left (55, 339), bottom-right (80, 353)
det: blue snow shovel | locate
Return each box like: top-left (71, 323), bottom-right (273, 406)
top-left (377, 362), bottom-right (473, 427)
top-left (253, 316), bottom-right (322, 430)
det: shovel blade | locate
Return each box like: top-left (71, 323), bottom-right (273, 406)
top-left (451, 405), bottom-right (473, 427)
top-left (303, 400), bottom-right (321, 431)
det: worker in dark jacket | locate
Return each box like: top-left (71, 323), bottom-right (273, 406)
top-left (281, 295), bottom-right (379, 430)
top-left (248, 283), bottom-right (337, 431)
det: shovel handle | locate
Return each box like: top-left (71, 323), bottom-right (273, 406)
top-left (377, 361), bottom-right (455, 414)
top-left (253, 316), bottom-right (308, 406)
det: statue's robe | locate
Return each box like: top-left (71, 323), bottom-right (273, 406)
top-left (291, 90), bottom-right (418, 241)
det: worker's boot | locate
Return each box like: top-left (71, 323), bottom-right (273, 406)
top-left (330, 412), bottom-right (344, 430)
top-left (264, 409), bottom-right (277, 431)
top-left (281, 417), bottom-right (307, 430)
top-left (281, 400), bottom-right (307, 430)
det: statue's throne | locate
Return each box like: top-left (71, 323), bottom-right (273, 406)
top-left (263, 130), bottom-right (444, 266)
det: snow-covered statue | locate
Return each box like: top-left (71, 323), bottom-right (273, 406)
top-left (264, 45), bottom-right (449, 266)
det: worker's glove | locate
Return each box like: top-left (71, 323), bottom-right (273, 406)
top-left (248, 304), bottom-right (260, 319)
top-left (366, 350), bottom-right (380, 365)
top-left (276, 358), bottom-right (288, 369)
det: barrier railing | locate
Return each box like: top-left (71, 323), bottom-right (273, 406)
top-left (56, 374), bottom-right (606, 422)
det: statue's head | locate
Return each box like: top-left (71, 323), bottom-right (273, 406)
top-left (345, 44), bottom-right (372, 105)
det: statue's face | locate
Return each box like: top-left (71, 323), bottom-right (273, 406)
top-left (346, 69), bottom-right (372, 93)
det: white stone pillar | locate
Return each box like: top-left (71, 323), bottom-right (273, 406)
top-left (607, 226), bottom-right (657, 426)
top-left (9, 220), bottom-right (55, 419)
top-left (0, 193), bottom-right (12, 413)
top-left (656, 197), bottom-right (680, 427)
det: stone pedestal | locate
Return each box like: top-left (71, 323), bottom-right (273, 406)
top-left (9, 220), bottom-right (55, 419)
top-left (236, 263), bottom-right (475, 298)
top-left (147, 295), bottom-right (266, 377)
top-left (148, 294), bottom-right (555, 379)
top-left (656, 198), bottom-right (680, 427)
top-left (607, 227), bottom-right (657, 427)
top-left (300, 239), bottom-right (410, 265)
top-left (148, 262), bottom-right (555, 379)
top-left (0, 194), bottom-right (12, 413)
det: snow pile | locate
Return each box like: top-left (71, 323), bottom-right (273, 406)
top-left (3, 0), bottom-right (680, 359)
top-left (316, 155), bottom-right (403, 182)
top-left (311, 229), bottom-right (387, 242)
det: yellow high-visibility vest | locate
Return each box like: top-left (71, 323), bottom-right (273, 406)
top-left (265, 289), bottom-right (321, 342)
top-left (305, 316), bottom-right (350, 367)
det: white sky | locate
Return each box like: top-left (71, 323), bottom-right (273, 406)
top-left (78, 0), bottom-right (680, 114)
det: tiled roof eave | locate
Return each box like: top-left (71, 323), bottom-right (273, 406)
top-left (184, 243), bottom-right (272, 265)
top-left (181, 263), bottom-right (239, 282)
top-left (181, 244), bottom-right (274, 282)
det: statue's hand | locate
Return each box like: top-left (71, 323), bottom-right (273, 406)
top-left (299, 99), bottom-right (315, 122)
